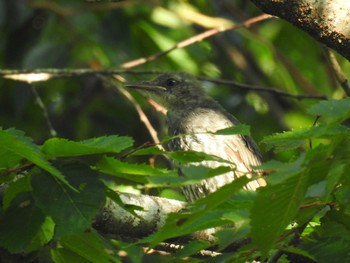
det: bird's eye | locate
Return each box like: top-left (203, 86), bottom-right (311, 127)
top-left (166, 78), bottom-right (178, 87)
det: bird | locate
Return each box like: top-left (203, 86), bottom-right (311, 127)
top-left (126, 72), bottom-right (266, 202)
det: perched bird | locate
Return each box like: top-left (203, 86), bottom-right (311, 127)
top-left (126, 72), bottom-right (266, 202)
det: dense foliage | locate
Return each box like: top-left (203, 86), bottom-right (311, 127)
top-left (1, 1), bottom-right (350, 262)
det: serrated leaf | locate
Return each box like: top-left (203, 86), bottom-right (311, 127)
top-left (0, 146), bottom-right (22, 170)
top-left (262, 124), bottom-right (350, 151)
top-left (95, 156), bottom-right (175, 184)
top-left (307, 98), bottom-right (350, 123)
top-left (58, 232), bottom-right (119, 263)
top-left (31, 163), bottom-right (106, 238)
top-left (129, 145), bottom-right (165, 156)
top-left (42, 135), bottom-right (133, 158)
top-left (251, 170), bottom-right (308, 256)
top-left (260, 156), bottom-right (305, 185)
top-left (0, 129), bottom-right (71, 188)
top-left (0, 193), bottom-right (45, 253)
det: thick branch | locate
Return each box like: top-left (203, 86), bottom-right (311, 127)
top-left (250, 0), bottom-right (350, 61)
top-left (94, 193), bottom-right (185, 238)
top-left (93, 192), bottom-right (217, 244)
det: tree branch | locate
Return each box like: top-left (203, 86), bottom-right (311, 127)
top-left (0, 69), bottom-right (327, 100)
top-left (93, 192), bottom-right (217, 244)
top-left (250, 0), bottom-right (350, 61)
top-left (120, 14), bottom-right (273, 69)
top-left (199, 76), bottom-right (327, 100)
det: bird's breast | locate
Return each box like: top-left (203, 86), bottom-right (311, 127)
top-left (166, 108), bottom-right (236, 152)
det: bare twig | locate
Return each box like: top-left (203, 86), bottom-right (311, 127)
top-left (309, 115), bottom-right (321, 149)
top-left (121, 14), bottom-right (273, 69)
top-left (324, 48), bottom-right (350, 97)
top-left (0, 68), bottom-right (327, 100)
top-left (99, 75), bottom-right (164, 148)
top-left (199, 76), bottom-right (328, 100)
top-left (0, 162), bottom-right (34, 177)
top-left (0, 68), bottom-right (161, 83)
top-left (31, 86), bottom-right (57, 137)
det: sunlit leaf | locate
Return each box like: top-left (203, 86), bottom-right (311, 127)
top-left (307, 98), bottom-right (350, 123)
top-left (95, 156), bottom-right (173, 183)
top-left (262, 124), bottom-right (349, 151)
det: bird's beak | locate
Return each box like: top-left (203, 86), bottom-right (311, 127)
top-left (125, 81), bottom-right (167, 92)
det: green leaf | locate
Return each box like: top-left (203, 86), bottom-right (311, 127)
top-left (0, 129), bottom-right (71, 188)
top-left (307, 98), bottom-right (350, 123)
top-left (302, 237), bottom-right (350, 263)
top-left (95, 156), bottom-right (173, 183)
top-left (42, 135), bottom-right (134, 158)
top-left (0, 146), bottom-right (22, 171)
top-left (251, 170), bottom-right (308, 256)
top-left (111, 240), bottom-right (144, 263)
top-left (143, 177), bottom-right (249, 247)
top-left (51, 248), bottom-right (90, 263)
top-left (31, 163), bottom-right (106, 238)
top-left (169, 150), bottom-right (231, 164)
top-left (138, 21), bottom-right (198, 73)
top-left (301, 210), bottom-right (350, 263)
top-left (191, 176), bottom-right (250, 211)
top-left (174, 240), bottom-right (211, 258)
top-left (0, 193), bottom-right (45, 253)
top-left (129, 145), bottom-right (165, 156)
top-left (147, 165), bottom-right (231, 187)
top-left (260, 156), bottom-right (305, 185)
top-left (58, 232), bottom-right (120, 263)
top-left (27, 216), bottom-right (55, 252)
top-left (2, 176), bottom-right (32, 209)
top-left (262, 124), bottom-right (350, 151)
top-left (106, 188), bottom-right (143, 218)
top-left (212, 124), bottom-right (251, 136)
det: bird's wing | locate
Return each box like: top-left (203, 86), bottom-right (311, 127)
top-left (224, 135), bottom-right (266, 190)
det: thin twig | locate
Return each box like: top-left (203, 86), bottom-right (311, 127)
top-left (99, 75), bottom-right (164, 148)
top-left (309, 115), bottom-right (321, 149)
top-left (0, 68), bottom-right (327, 100)
top-left (121, 14), bottom-right (273, 69)
top-left (324, 48), bottom-right (350, 97)
top-left (31, 86), bottom-right (57, 137)
top-left (0, 68), bottom-right (162, 82)
top-left (199, 76), bottom-right (328, 100)
top-left (0, 162), bottom-right (34, 177)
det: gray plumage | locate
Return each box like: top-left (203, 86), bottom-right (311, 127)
top-left (126, 72), bottom-right (266, 202)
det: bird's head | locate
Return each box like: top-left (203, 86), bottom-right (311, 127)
top-left (125, 72), bottom-right (206, 110)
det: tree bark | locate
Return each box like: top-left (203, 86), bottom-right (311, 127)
top-left (250, 0), bottom-right (350, 61)
top-left (93, 192), bottom-right (217, 243)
